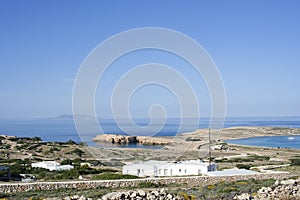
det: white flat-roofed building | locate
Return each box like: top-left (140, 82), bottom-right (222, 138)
top-left (123, 160), bottom-right (217, 177)
top-left (31, 161), bottom-right (74, 171)
top-left (206, 168), bottom-right (259, 176)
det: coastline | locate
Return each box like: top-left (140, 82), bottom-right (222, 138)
top-left (1, 117), bottom-right (300, 143)
top-left (213, 127), bottom-right (299, 142)
top-left (1, 126), bottom-right (300, 150)
top-left (1, 126), bottom-right (300, 183)
top-left (178, 126), bottom-right (300, 140)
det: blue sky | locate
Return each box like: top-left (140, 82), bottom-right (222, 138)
top-left (0, 0), bottom-right (299, 119)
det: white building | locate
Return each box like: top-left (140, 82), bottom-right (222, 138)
top-left (31, 161), bottom-right (74, 171)
top-left (207, 168), bottom-right (259, 176)
top-left (123, 160), bottom-right (217, 177)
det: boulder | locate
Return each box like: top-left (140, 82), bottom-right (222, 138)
top-left (137, 189), bottom-right (146, 197)
top-left (78, 196), bottom-right (86, 200)
top-left (281, 179), bottom-right (296, 185)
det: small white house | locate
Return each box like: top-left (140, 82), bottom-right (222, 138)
top-left (31, 161), bottom-right (74, 171)
top-left (123, 160), bottom-right (217, 177)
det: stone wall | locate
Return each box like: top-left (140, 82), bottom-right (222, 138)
top-left (0, 172), bottom-right (291, 194)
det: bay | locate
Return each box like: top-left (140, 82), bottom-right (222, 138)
top-left (0, 117), bottom-right (299, 148)
top-left (226, 135), bottom-right (300, 149)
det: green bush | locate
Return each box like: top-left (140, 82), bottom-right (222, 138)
top-left (71, 148), bottom-right (84, 157)
top-left (215, 158), bottom-right (228, 163)
top-left (220, 155), bottom-right (270, 163)
top-left (178, 191), bottom-right (196, 200)
top-left (290, 158), bottom-right (300, 166)
top-left (32, 137), bottom-right (42, 142)
top-left (236, 164), bottom-right (251, 170)
top-left (221, 186), bottom-right (236, 193)
top-left (53, 169), bottom-right (79, 180)
top-left (199, 178), bottom-right (275, 199)
top-left (66, 140), bottom-right (77, 145)
top-left (137, 181), bottom-right (160, 188)
top-left (233, 158), bottom-right (252, 162)
top-left (78, 167), bottom-right (99, 175)
top-left (60, 159), bottom-right (73, 165)
top-left (248, 155), bottom-right (270, 161)
top-left (91, 173), bottom-right (139, 180)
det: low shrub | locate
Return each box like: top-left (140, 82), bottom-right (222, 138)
top-left (199, 178), bottom-right (275, 199)
top-left (290, 158), bottom-right (300, 166)
top-left (178, 191), bottom-right (196, 200)
top-left (136, 181), bottom-right (160, 188)
top-left (236, 164), bottom-right (251, 170)
top-left (248, 155), bottom-right (270, 161)
top-left (91, 173), bottom-right (139, 180)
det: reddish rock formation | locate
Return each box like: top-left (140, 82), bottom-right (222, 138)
top-left (93, 134), bottom-right (170, 145)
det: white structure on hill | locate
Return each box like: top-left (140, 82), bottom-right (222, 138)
top-left (31, 161), bottom-right (74, 171)
top-left (123, 160), bottom-right (217, 177)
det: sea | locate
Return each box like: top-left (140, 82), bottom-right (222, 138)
top-left (226, 135), bottom-right (300, 149)
top-left (0, 117), bottom-right (299, 149)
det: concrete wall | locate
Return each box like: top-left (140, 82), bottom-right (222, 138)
top-left (0, 172), bottom-right (291, 194)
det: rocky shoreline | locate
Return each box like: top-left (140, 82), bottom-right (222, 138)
top-left (93, 134), bottom-right (171, 145)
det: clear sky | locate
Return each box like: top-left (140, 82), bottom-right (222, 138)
top-left (0, 0), bottom-right (299, 119)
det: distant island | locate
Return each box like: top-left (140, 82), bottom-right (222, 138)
top-left (50, 114), bottom-right (74, 119)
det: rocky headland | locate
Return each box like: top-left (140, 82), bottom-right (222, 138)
top-left (93, 134), bottom-right (171, 145)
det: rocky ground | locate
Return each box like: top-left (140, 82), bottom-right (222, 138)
top-left (13, 178), bottom-right (300, 200)
top-left (101, 189), bottom-right (182, 200)
top-left (189, 126), bottom-right (300, 141)
top-left (234, 178), bottom-right (300, 200)
top-left (0, 135), bottom-right (91, 161)
top-left (17, 189), bottom-right (183, 200)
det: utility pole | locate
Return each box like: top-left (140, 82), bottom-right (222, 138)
top-left (208, 128), bottom-right (211, 171)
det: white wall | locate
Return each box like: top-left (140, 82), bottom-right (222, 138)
top-left (123, 163), bottom-right (155, 177)
top-left (31, 161), bottom-right (74, 171)
top-left (123, 160), bottom-right (217, 177)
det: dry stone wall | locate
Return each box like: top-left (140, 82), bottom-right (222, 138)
top-left (0, 172), bottom-right (291, 194)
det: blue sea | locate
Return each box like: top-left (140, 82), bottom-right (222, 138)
top-left (226, 135), bottom-right (300, 149)
top-left (0, 117), bottom-right (299, 148)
